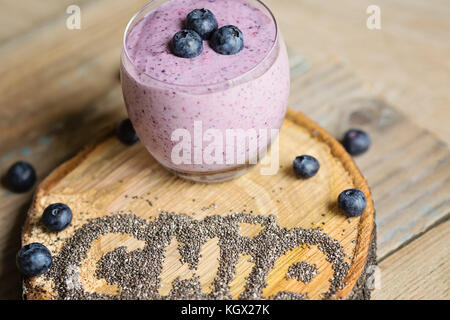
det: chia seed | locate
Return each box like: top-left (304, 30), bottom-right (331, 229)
top-left (286, 262), bottom-right (318, 284)
top-left (270, 291), bottom-right (309, 300)
top-left (42, 212), bottom-right (349, 300)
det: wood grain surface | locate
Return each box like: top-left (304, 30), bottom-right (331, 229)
top-left (22, 109), bottom-right (375, 300)
top-left (372, 219), bottom-right (449, 300)
top-left (0, 0), bottom-right (448, 299)
top-left (271, 0), bottom-right (450, 145)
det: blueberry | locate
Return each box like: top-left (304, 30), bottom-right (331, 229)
top-left (171, 29), bottom-right (203, 58)
top-left (42, 203), bottom-right (73, 232)
top-left (117, 119), bottom-right (139, 145)
top-left (293, 155), bottom-right (320, 178)
top-left (338, 189), bottom-right (367, 217)
top-left (186, 9), bottom-right (218, 40)
top-left (5, 161), bottom-right (36, 193)
top-left (16, 243), bottom-right (52, 277)
top-left (342, 129), bottom-right (371, 156)
top-left (210, 25), bottom-right (244, 55)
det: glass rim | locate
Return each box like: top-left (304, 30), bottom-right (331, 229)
top-left (122, 0), bottom-right (279, 89)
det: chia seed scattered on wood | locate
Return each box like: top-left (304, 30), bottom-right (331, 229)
top-left (43, 212), bottom-right (349, 300)
top-left (270, 291), bottom-right (309, 300)
top-left (286, 262), bottom-right (318, 284)
top-left (201, 203), bottom-right (217, 211)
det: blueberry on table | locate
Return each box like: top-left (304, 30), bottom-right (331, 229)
top-left (5, 161), bottom-right (36, 193)
top-left (171, 29), bottom-right (203, 58)
top-left (293, 155), bottom-right (320, 178)
top-left (342, 129), bottom-right (371, 156)
top-left (210, 25), bottom-right (244, 55)
top-left (338, 189), bottom-right (367, 217)
top-left (16, 243), bottom-right (52, 277)
top-left (117, 119), bottom-right (139, 145)
top-left (42, 203), bottom-right (73, 232)
top-left (186, 8), bottom-right (218, 40)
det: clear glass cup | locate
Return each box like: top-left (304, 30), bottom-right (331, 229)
top-left (121, 0), bottom-right (290, 183)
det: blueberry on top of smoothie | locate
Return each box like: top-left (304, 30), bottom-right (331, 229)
top-left (171, 29), bottom-right (203, 58)
top-left (338, 189), bottom-right (367, 217)
top-left (293, 155), bottom-right (320, 178)
top-left (117, 119), bottom-right (139, 145)
top-left (5, 161), bottom-right (36, 193)
top-left (342, 129), bottom-right (371, 156)
top-left (186, 9), bottom-right (218, 40)
top-left (210, 25), bottom-right (244, 55)
top-left (42, 203), bottom-right (73, 232)
top-left (16, 243), bottom-right (52, 277)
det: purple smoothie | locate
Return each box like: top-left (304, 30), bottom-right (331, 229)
top-left (121, 0), bottom-right (290, 177)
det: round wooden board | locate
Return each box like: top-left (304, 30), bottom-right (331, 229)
top-left (21, 109), bottom-right (375, 300)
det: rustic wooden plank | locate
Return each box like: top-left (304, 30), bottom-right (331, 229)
top-left (288, 57), bottom-right (450, 258)
top-left (264, 0), bottom-right (450, 144)
top-left (0, 0), bottom-right (149, 152)
top-left (0, 0), bottom-right (89, 44)
top-left (372, 219), bottom-right (450, 300)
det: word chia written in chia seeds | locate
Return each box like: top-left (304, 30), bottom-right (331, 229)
top-left (43, 212), bottom-right (349, 300)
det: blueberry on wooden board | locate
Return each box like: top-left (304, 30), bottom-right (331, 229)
top-left (117, 119), bottom-right (139, 145)
top-left (5, 161), bottom-right (36, 193)
top-left (338, 189), bottom-right (367, 217)
top-left (16, 243), bottom-right (52, 277)
top-left (293, 155), bottom-right (320, 178)
top-left (186, 9), bottom-right (218, 40)
top-left (342, 129), bottom-right (371, 156)
top-left (42, 203), bottom-right (73, 232)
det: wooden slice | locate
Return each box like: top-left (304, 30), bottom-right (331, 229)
top-left (21, 108), bottom-right (375, 300)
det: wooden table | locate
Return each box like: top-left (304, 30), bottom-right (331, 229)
top-left (0, 0), bottom-right (448, 299)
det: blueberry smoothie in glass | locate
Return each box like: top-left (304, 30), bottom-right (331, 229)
top-left (121, 0), bottom-right (290, 182)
